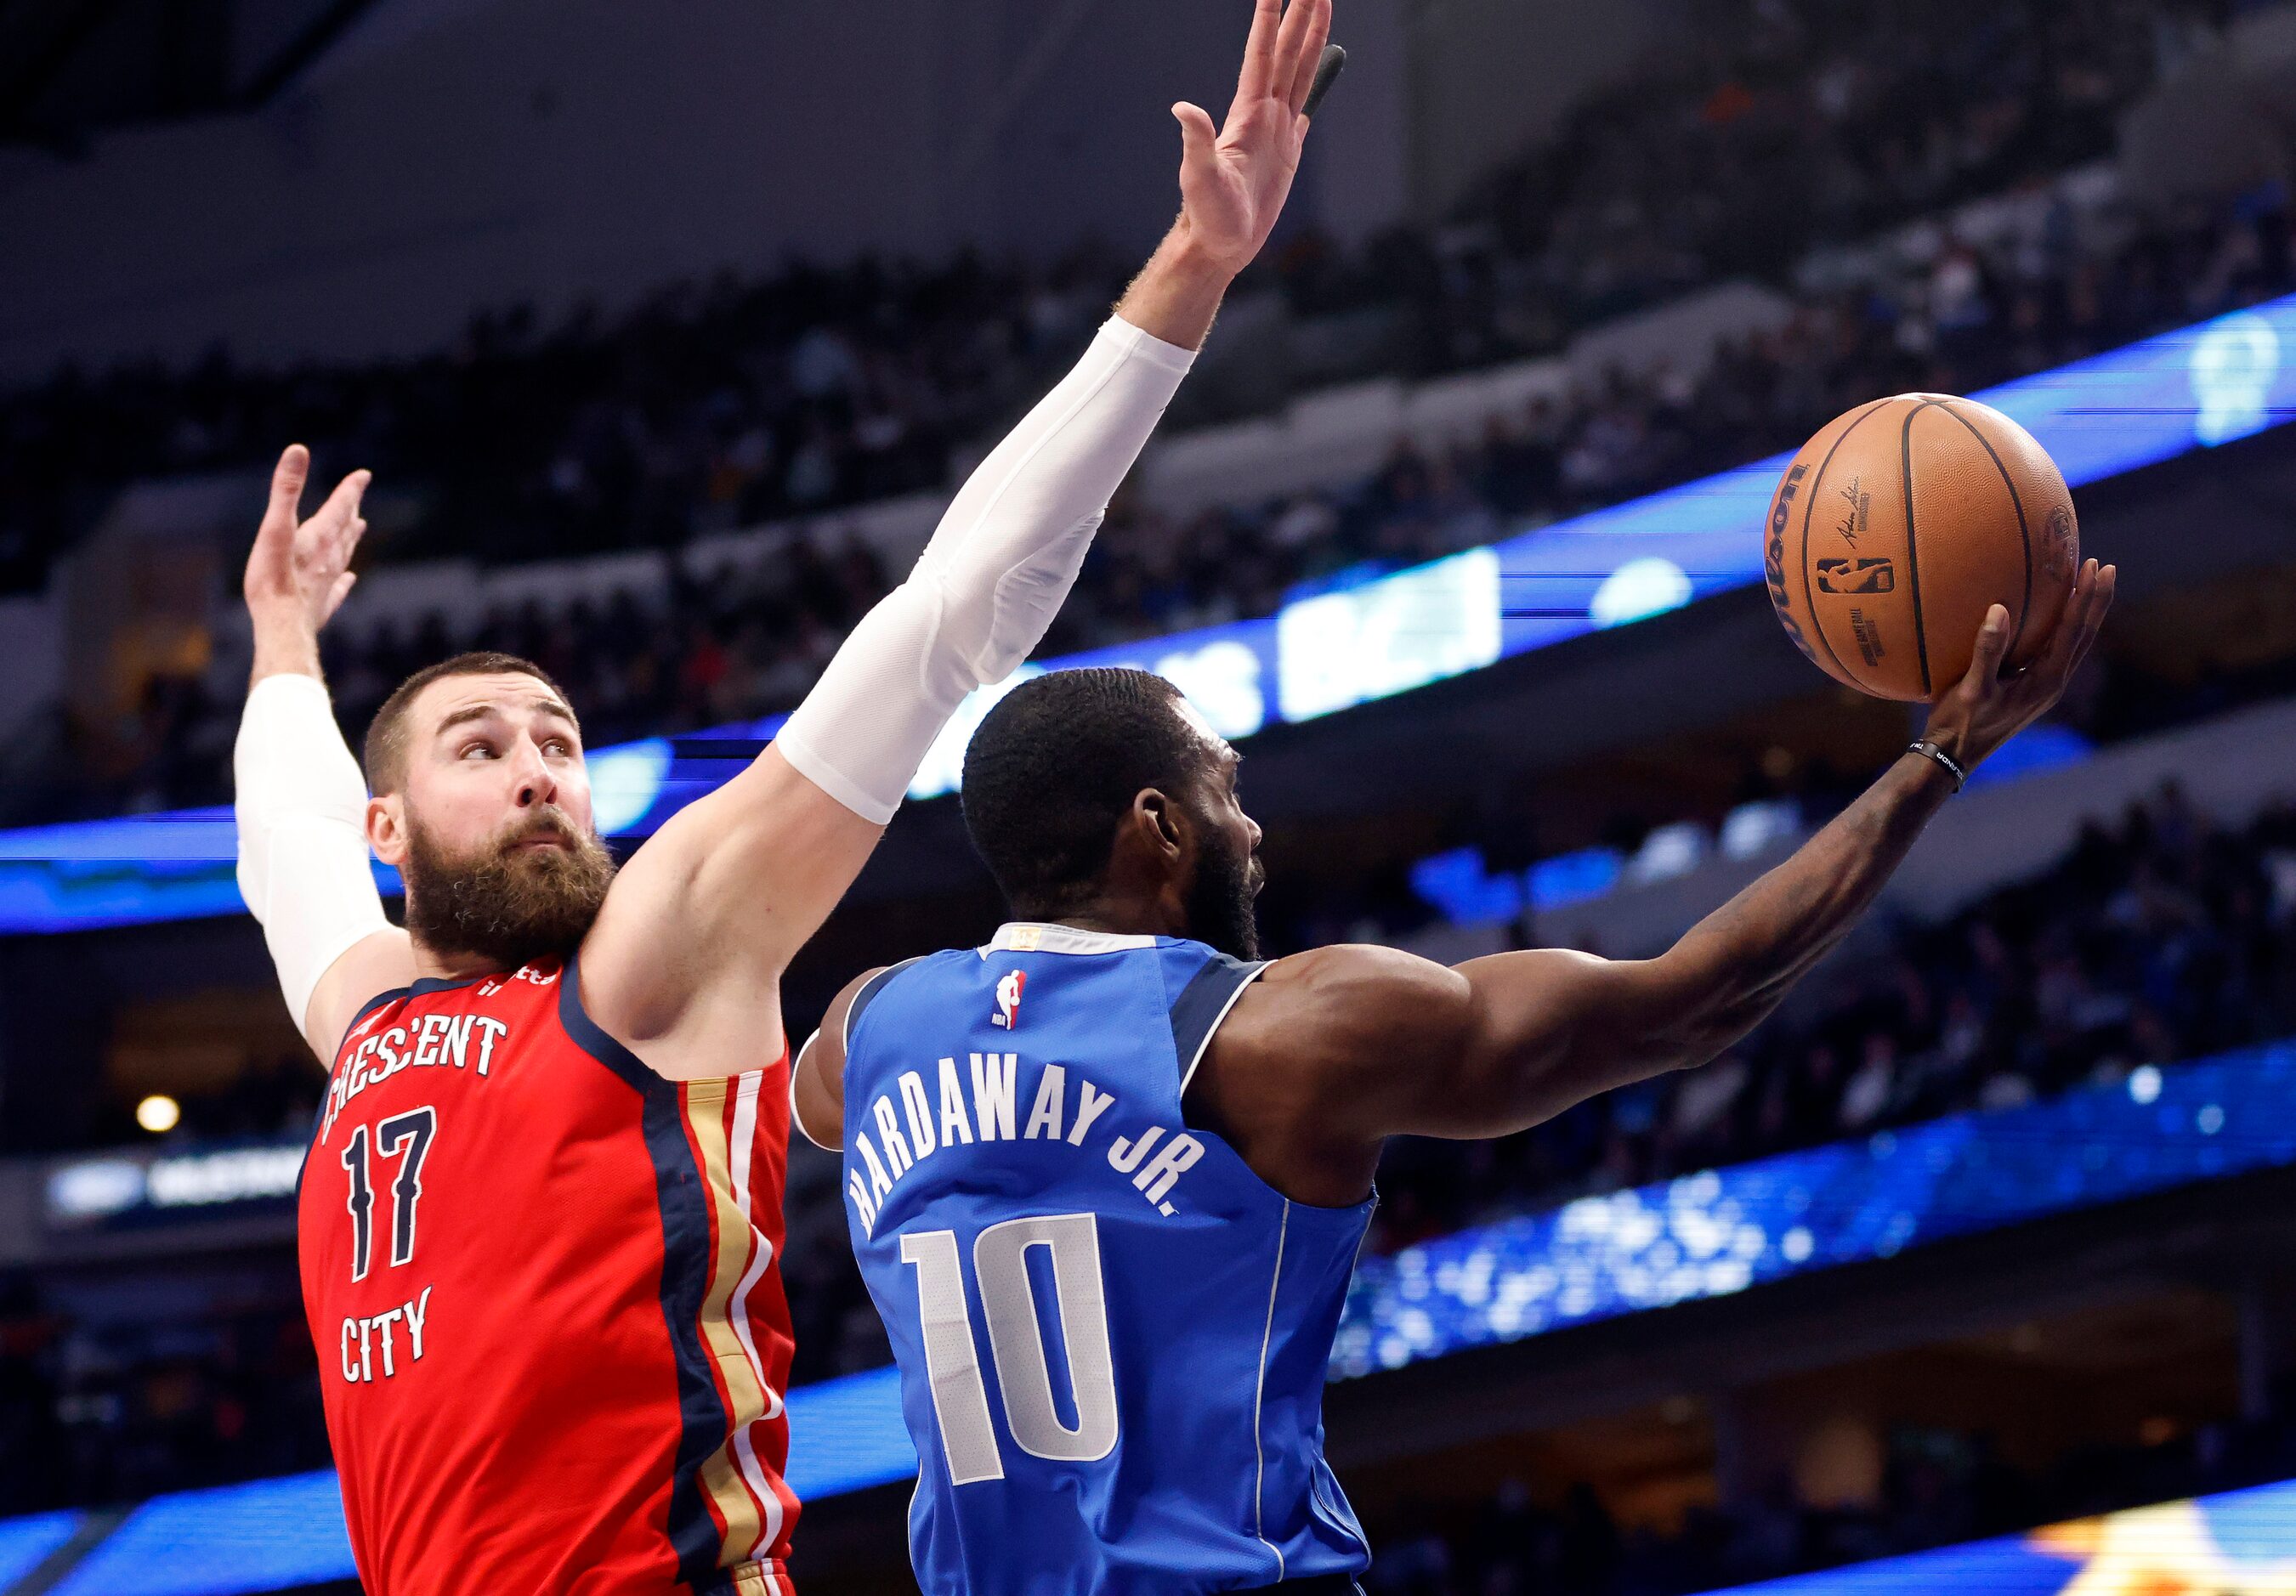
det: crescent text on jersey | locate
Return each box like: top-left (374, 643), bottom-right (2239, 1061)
top-left (845, 1052), bottom-right (1206, 1236)
top-left (314, 968), bottom-right (564, 1144)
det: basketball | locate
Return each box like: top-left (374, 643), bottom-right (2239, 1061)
top-left (1764, 394), bottom-right (2080, 701)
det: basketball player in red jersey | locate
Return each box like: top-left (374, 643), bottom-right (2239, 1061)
top-left (231, 5), bottom-right (1337, 1591)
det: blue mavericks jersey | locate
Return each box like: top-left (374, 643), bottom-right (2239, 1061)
top-left (840, 922), bottom-right (1375, 1595)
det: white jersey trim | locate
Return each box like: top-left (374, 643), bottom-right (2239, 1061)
top-left (1251, 1199), bottom-right (1291, 1583)
top-left (1178, 960), bottom-right (1270, 1099)
top-left (790, 1029), bottom-right (838, 1152)
top-left (980, 922), bottom-right (1159, 957)
top-left (724, 1071), bottom-right (788, 1553)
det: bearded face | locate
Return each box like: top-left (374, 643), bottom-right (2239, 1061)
top-left (1185, 798), bottom-right (1265, 963)
top-left (400, 806), bottom-right (617, 970)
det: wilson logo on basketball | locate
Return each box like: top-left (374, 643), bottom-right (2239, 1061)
top-left (1817, 557), bottom-right (1896, 595)
top-left (992, 970), bottom-right (1026, 1029)
top-left (1764, 462), bottom-right (1817, 664)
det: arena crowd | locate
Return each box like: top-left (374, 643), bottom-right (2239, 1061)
top-left (3, 0), bottom-right (2293, 1570)
top-left (0, 0), bottom-right (2273, 824)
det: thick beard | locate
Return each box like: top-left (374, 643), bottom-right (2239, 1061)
top-left (400, 809), bottom-right (617, 971)
top-left (1187, 820), bottom-right (1263, 963)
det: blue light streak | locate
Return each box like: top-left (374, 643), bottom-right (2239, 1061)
top-left (3, 1033), bottom-right (2292, 1588)
top-left (1700, 1474), bottom-right (2296, 1596)
top-left (1330, 1036), bottom-right (2296, 1376)
top-left (3, 293), bottom-right (2290, 931)
top-left (0, 1511), bottom-right (82, 1590)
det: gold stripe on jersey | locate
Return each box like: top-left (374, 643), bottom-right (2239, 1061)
top-left (682, 1077), bottom-right (778, 1565)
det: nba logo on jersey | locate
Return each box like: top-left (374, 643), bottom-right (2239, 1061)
top-left (991, 969), bottom-right (1026, 1028)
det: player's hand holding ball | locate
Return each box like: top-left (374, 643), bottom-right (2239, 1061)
top-left (1921, 557), bottom-right (2114, 777)
top-left (1765, 393), bottom-right (2116, 778)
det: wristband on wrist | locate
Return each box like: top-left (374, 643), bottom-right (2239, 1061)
top-left (1906, 739), bottom-right (1970, 792)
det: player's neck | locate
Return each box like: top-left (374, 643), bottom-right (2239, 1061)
top-left (406, 937), bottom-right (520, 984)
top-left (1037, 897), bottom-right (1181, 943)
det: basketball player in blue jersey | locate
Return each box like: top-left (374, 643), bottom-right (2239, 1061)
top-left (799, 561), bottom-right (2118, 1596)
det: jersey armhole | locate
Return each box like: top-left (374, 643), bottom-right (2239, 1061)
top-left (796, 958), bottom-right (923, 1152)
top-left (339, 985), bottom-right (407, 1040)
top-left (790, 1029), bottom-right (839, 1152)
top-left (843, 959), bottom-right (921, 1053)
top-left (1173, 956), bottom-right (1271, 1097)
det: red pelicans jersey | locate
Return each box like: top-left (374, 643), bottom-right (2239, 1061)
top-left (298, 954), bottom-right (798, 1595)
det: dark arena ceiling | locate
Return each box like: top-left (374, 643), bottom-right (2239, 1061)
top-left (0, 0), bottom-right (379, 150)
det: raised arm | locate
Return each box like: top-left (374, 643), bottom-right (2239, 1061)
top-left (580, 0), bottom-right (1336, 1072)
top-left (1203, 566), bottom-right (2115, 1204)
top-left (235, 445), bottom-right (414, 1061)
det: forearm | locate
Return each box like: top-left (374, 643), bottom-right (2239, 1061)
top-left (776, 306), bottom-right (1196, 823)
top-left (235, 668), bottom-right (389, 1048)
top-left (1647, 752), bottom-right (1954, 1058)
top-left (1114, 218), bottom-right (1242, 351)
top-left (1417, 754), bottom-right (1953, 1136)
top-left (249, 606), bottom-right (325, 686)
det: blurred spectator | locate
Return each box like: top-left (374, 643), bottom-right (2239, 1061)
top-left (1349, 1395), bottom-right (2296, 1596)
top-left (22, 178), bottom-right (2296, 827)
top-left (2, 0), bottom-right (2283, 823)
top-left (1348, 786), bottom-right (2296, 1253)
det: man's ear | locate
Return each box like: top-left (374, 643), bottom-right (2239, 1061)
top-left (1132, 788), bottom-right (1185, 857)
top-left (368, 794), bottom-right (408, 868)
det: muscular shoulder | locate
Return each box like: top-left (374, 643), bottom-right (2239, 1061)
top-left (1191, 943), bottom-right (1475, 1207)
top-left (1225, 942), bottom-right (1477, 1072)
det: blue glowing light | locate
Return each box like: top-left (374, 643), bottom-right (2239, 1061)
top-left (1409, 846), bottom-right (1526, 924)
top-left (587, 737), bottom-right (674, 835)
top-left (1962, 722), bottom-right (2094, 791)
top-left (0, 1369), bottom-right (928, 1594)
top-left (0, 1033), bottom-right (2282, 1592)
top-left (1699, 1474), bottom-right (2296, 1596)
top-left (1528, 846), bottom-right (1625, 913)
top-left (4, 294), bottom-right (2293, 931)
top-left (1329, 1036), bottom-right (2296, 1376)
top-left (44, 1472), bottom-right (354, 1596)
top-left (0, 1511), bottom-right (82, 1589)
top-left (16, 1455), bottom-right (2291, 1596)
top-left (785, 1364), bottom-right (917, 1500)
top-left (1590, 556), bottom-right (1694, 627)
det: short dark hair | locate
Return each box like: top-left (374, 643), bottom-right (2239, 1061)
top-left (961, 669), bottom-right (1207, 915)
top-left (362, 652), bottom-right (574, 795)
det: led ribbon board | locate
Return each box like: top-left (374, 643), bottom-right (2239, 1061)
top-left (15, 1450), bottom-right (2296, 1596)
top-left (1330, 1039), bottom-right (2296, 1375)
top-left (3, 1033), bottom-right (2292, 1589)
top-left (1700, 1473), bottom-right (2296, 1595)
top-left (3, 297), bottom-right (2291, 931)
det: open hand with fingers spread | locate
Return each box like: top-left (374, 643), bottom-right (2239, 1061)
top-left (1170, 0), bottom-right (1335, 275)
top-left (244, 444), bottom-right (372, 682)
top-left (1922, 557), bottom-right (2117, 777)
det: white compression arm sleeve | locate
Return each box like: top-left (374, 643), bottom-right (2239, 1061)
top-left (234, 673), bottom-right (390, 1045)
top-left (775, 314), bottom-right (1197, 823)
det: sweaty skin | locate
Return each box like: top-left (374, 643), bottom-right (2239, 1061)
top-left (798, 561), bottom-right (2117, 1208)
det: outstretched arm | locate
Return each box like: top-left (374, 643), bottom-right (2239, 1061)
top-left (235, 446), bottom-right (414, 1061)
top-left (1205, 565), bottom-right (2115, 1201)
top-left (581, 0), bottom-right (1336, 1072)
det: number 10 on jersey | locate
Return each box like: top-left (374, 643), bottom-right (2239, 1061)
top-left (901, 1212), bottom-right (1120, 1483)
